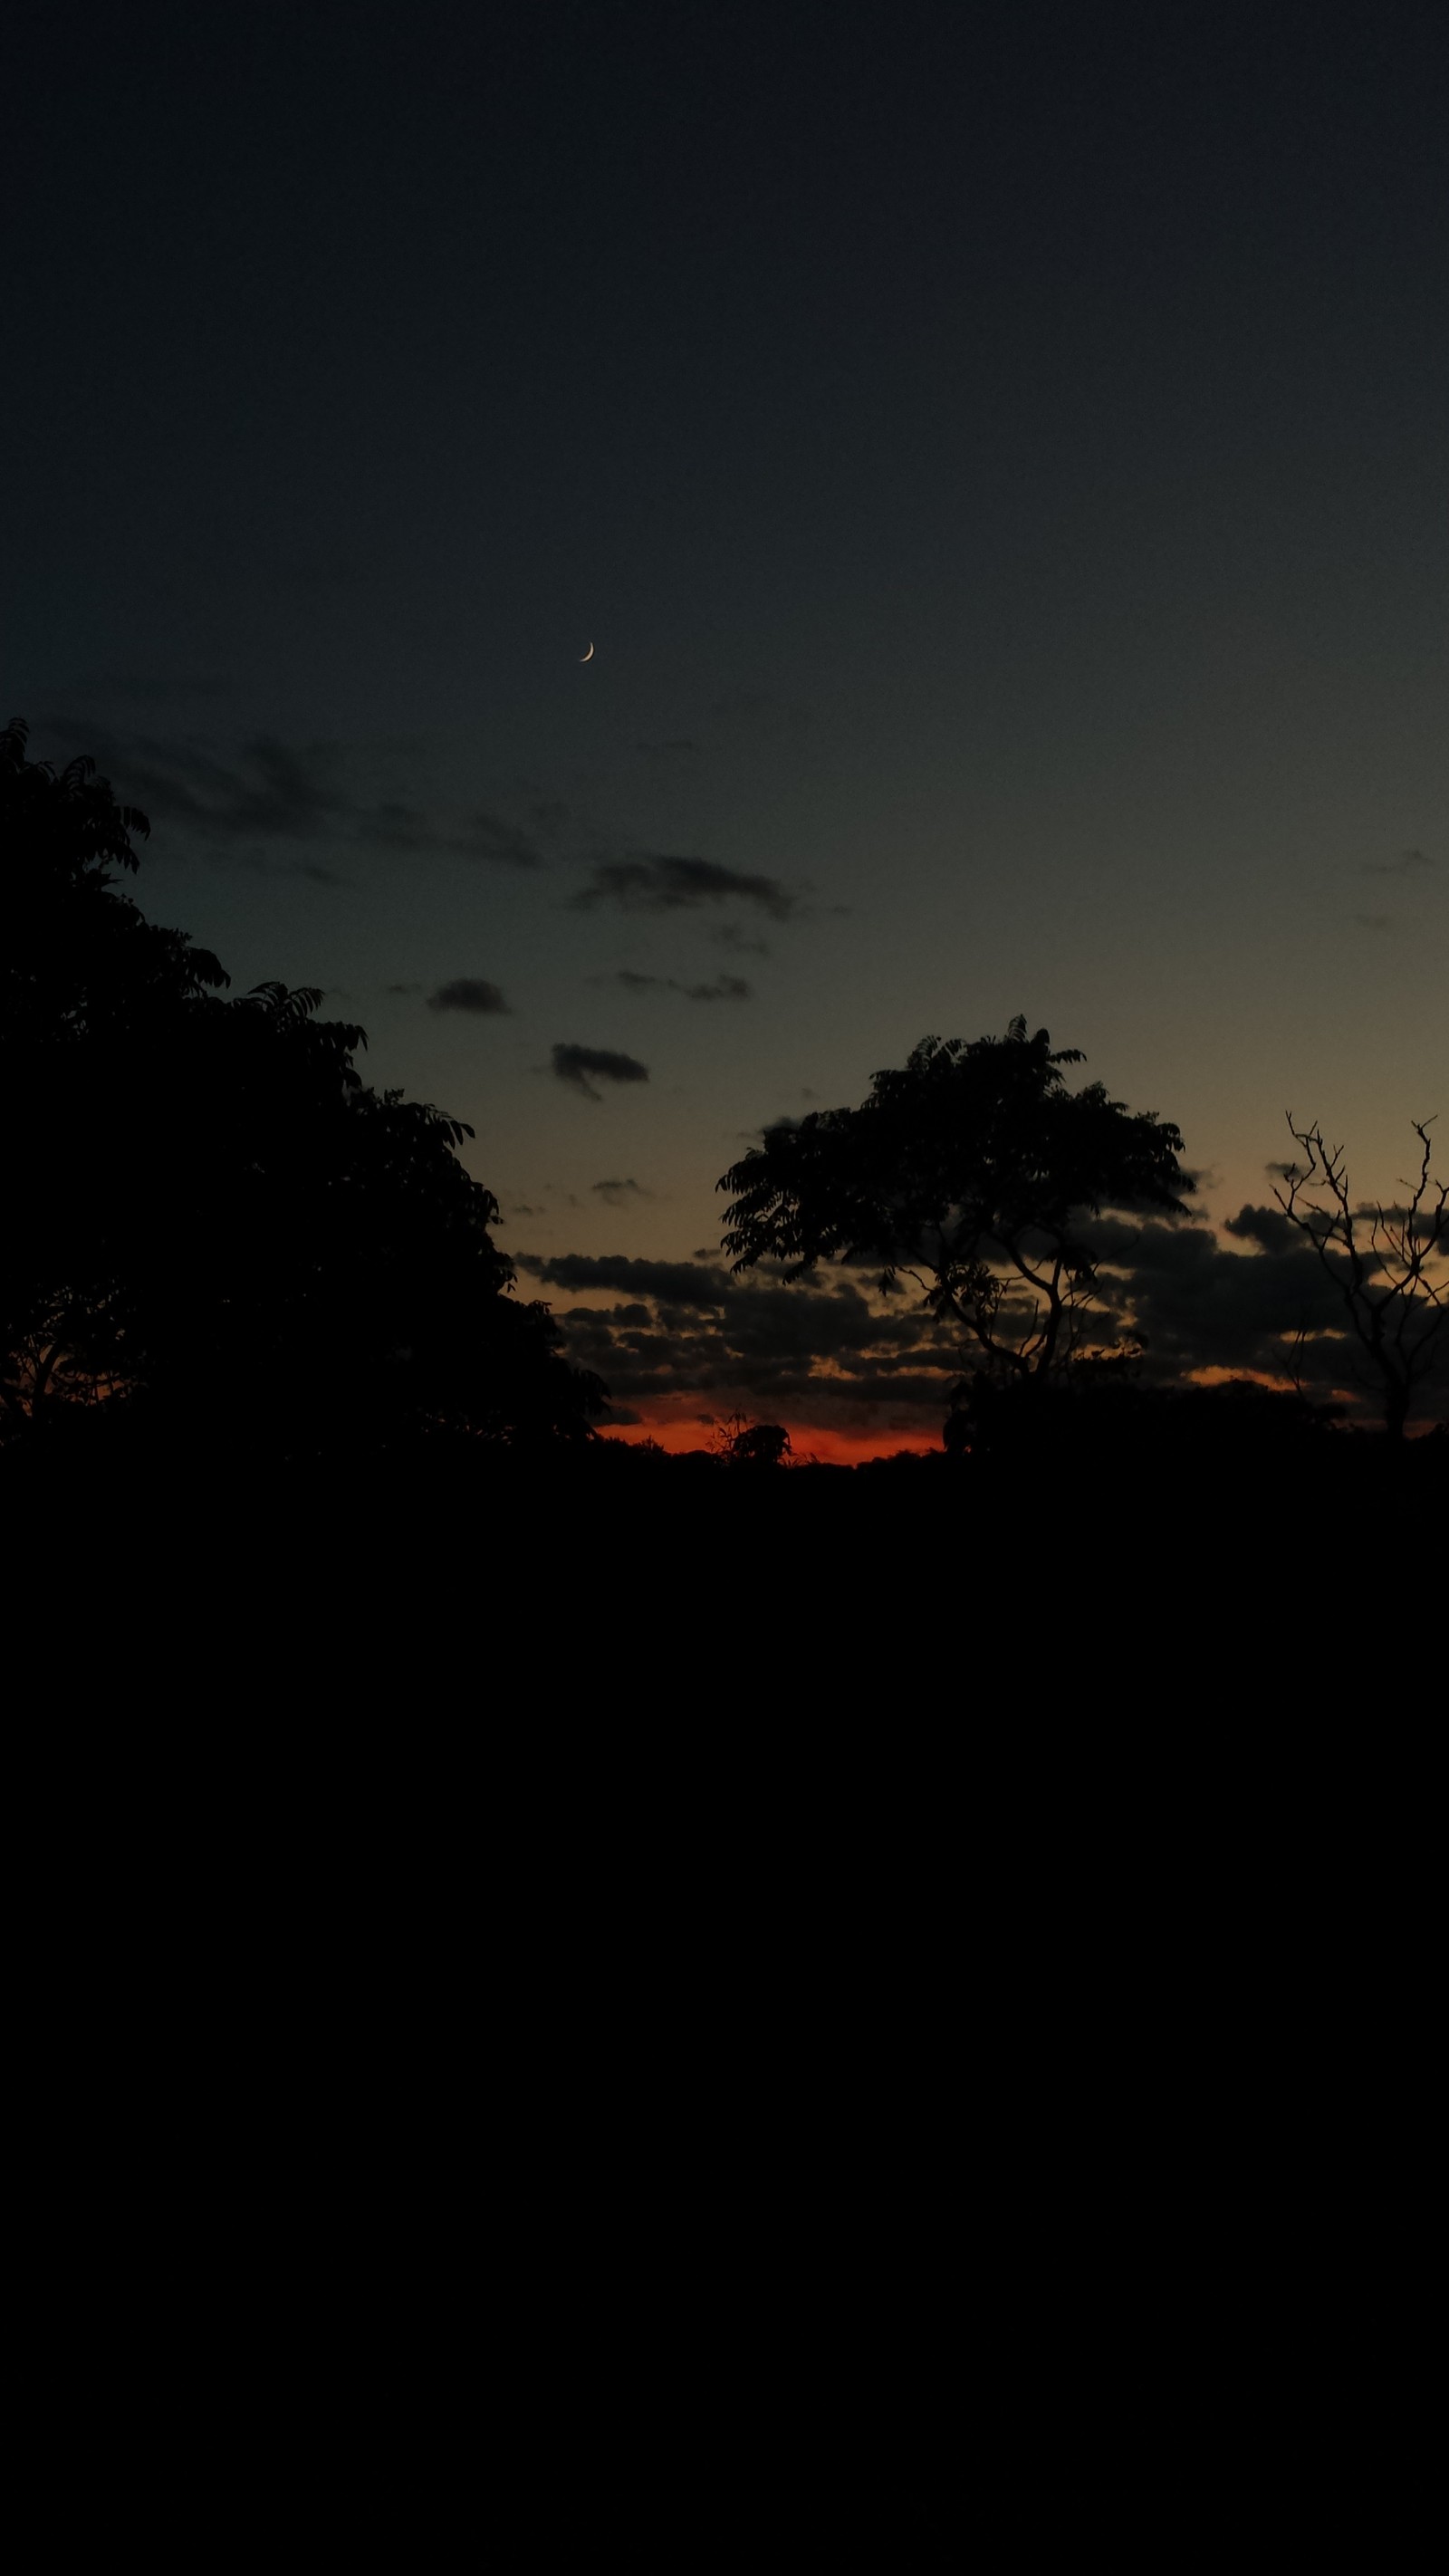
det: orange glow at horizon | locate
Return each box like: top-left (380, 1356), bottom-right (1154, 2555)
top-left (601, 1405), bottom-right (941, 1466)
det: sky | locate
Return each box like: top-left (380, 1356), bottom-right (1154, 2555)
top-left (8, 0), bottom-right (1446, 1449)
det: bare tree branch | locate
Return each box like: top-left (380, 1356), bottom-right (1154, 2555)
top-left (1273, 1115), bottom-right (1448, 1437)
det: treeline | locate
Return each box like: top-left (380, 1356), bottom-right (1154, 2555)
top-left (4, 720), bottom-right (1444, 1502)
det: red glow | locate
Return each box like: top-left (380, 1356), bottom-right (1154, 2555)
top-left (601, 1403), bottom-right (940, 1466)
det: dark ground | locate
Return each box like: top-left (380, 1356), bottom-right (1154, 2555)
top-left (9, 1388), bottom-right (1444, 1676)
top-left (11, 1402), bottom-right (1437, 2569)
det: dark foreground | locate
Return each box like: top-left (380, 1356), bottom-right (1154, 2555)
top-left (8, 1389), bottom-right (1444, 1644)
top-left (10, 1399), bottom-right (1438, 2571)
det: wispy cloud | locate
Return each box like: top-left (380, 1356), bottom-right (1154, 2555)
top-left (710, 921), bottom-right (771, 956)
top-left (450, 812), bottom-right (546, 867)
top-left (34, 722), bottom-right (552, 871)
top-left (551, 1043), bottom-right (651, 1100)
top-left (599, 969), bottom-right (753, 1002)
top-left (1362, 848), bottom-right (1440, 878)
top-left (569, 854), bottom-right (797, 919)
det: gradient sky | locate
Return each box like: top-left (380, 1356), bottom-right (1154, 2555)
top-left (9, 2), bottom-right (1446, 1443)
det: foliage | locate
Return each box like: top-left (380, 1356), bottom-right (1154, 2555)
top-left (707, 1411), bottom-right (792, 1466)
top-left (1273, 1113), bottom-right (1448, 1437)
top-left (1, 718), bottom-right (605, 1453)
top-left (718, 1020), bottom-right (1190, 1379)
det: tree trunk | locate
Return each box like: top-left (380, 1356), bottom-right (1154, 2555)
top-left (1384, 1381), bottom-right (1409, 1442)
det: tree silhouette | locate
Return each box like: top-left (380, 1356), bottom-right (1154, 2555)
top-left (718, 1020), bottom-right (1190, 1380)
top-left (708, 1411), bottom-right (792, 1466)
top-left (1, 719), bottom-right (605, 1455)
top-left (1273, 1113), bottom-right (1447, 1439)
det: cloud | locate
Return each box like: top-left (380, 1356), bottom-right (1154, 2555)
top-left (636, 739), bottom-right (698, 756)
top-left (1085, 1210), bottom-right (1355, 1388)
top-left (1362, 848), bottom-right (1440, 877)
top-left (1354, 913), bottom-right (1391, 931)
top-left (352, 801), bottom-right (438, 851)
top-left (515, 1209), bottom-right (1422, 1438)
top-left (40, 724), bottom-right (360, 845)
top-left (428, 978), bottom-right (510, 1014)
top-left (599, 969), bottom-right (753, 1002)
top-left (351, 800), bottom-right (547, 865)
top-left (536, 1262), bottom-right (956, 1428)
top-left (591, 1178), bottom-right (656, 1205)
top-left (33, 722), bottom-right (550, 870)
top-left (550, 1043), bottom-right (651, 1100)
top-left (711, 921), bottom-right (771, 956)
top-left (683, 975), bottom-right (752, 1001)
top-left (452, 812), bottom-right (545, 868)
top-left (518, 1253), bottom-right (732, 1307)
top-left (384, 982), bottom-right (423, 995)
top-left (1220, 1204), bottom-right (1301, 1254)
top-left (569, 855), bottom-right (797, 919)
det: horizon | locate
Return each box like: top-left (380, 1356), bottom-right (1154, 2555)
top-left (14, 725), bottom-right (1446, 1456)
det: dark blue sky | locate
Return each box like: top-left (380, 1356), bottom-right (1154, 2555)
top-left (9, 0), bottom-right (1445, 1340)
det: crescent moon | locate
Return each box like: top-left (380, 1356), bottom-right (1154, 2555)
top-left (580, 642), bottom-right (594, 662)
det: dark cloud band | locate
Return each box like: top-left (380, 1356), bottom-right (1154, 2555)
top-left (603, 969), bottom-right (753, 1002)
top-left (516, 1215), bottom-right (1418, 1434)
top-left (569, 855), bottom-right (795, 919)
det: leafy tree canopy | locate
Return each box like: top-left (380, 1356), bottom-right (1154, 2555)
top-left (1, 719), bottom-right (605, 1453)
top-left (718, 1020), bottom-right (1191, 1378)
